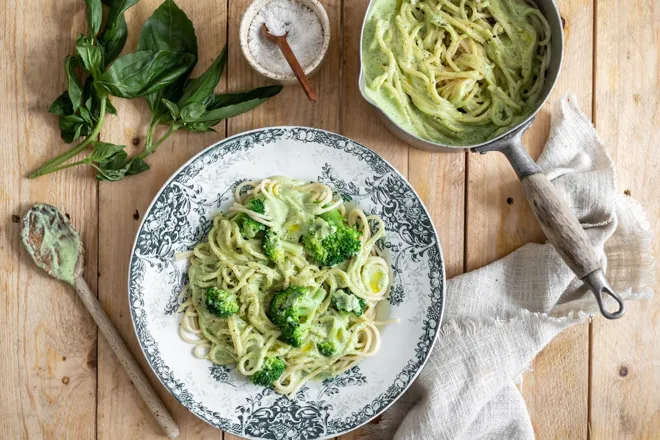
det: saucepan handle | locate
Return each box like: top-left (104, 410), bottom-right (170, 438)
top-left (496, 130), bottom-right (625, 319)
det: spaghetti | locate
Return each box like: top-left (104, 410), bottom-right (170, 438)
top-left (178, 177), bottom-right (395, 396)
top-left (362, 0), bottom-right (552, 145)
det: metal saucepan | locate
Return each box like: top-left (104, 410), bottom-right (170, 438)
top-left (358, 0), bottom-right (625, 319)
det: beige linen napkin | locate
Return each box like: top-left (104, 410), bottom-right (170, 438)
top-left (361, 95), bottom-right (655, 440)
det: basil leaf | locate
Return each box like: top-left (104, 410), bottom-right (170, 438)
top-left (80, 78), bottom-right (115, 119)
top-left (64, 56), bottom-right (84, 111)
top-left (137, 0), bottom-right (197, 55)
top-left (209, 85), bottom-right (283, 109)
top-left (98, 50), bottom-right (196, 98)
top-left (59, 114), bottom-right (92, 143)
top-left (180, 101), bottom-right (205, 123)
top-left (106, 98), bottom-right (117, 115)
top-left (98, 0), bottom-right (140, 64)
top-left (98, 14), bottom-right (128, 65)
top-left (49, 91), bottom-right (74, 116)
top-left (76, 35), bottom-right (104, 77)
top-left (138, 0), bottom-right (198, 118)
top-left (177, 45), bottom-right (227, 107)
top-left (88, 141), bottom-right (126, 162)
top-left (95, 149), bottom-right (129, 180)
top-left (79, 106), bottom-right (94, 125)
top-left (84, 0), bottom-right (103, 37)
top-left (147, 79), bottom-right (184, 119)
top-left (126, 157), bottom-right (150, 175)
top-left (182, 121), bottom-right (216, 133)
top-left (161, 98), bottom-right (180, 119)
top-left (94, 153), bottom-right (148, 181)
top-left (72, 124), bottom-right (84, 143)
top-left (194, 85), bottom-right (283, 126)
top-left (102, 0), bottom-right (140, 23)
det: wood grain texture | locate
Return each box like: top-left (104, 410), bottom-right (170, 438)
top-left (521, 173), bottom-right (602, 279)
top-left (74, 276), bottom-right (179, 438)
top-left (96, 1), bottom-right (228, 439)
top-left (465, 0), bottom-right (593, 438)
top-left (591, 0), bottom-right (660, 438)
top-left (2, 0), bottom-right (659, 439)
top-left (0, 1), bottom-right (99, 438)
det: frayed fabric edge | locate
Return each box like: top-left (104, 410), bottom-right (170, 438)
top-left (438, 309), bottom-right (589, 339)
top-left (615, 194), bottom-right (656, 296)
top-left (357, 310), bottom-right (589, 440)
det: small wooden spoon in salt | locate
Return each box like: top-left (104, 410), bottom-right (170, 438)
top-left (262, 23), bottom-right (318, 102)
top-left (21, 204), bottom-right (179, 439)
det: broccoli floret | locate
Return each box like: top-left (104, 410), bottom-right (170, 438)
top-left (262, 229), bottom-right (285, 263)
top-left (241, 218), bottom-right (266, 239)
top-left (331, 289), bottom-right (367, 316)
top-left (250, 356), bottom-right (285, 386)
top-left (235, 197), bottom-right (266, 239)
top-left (246, 197), bottom-right (265, 214)
top-left (317, 340), bottom-right (337, 357)
top-left (205, 287), bottom-right (239, 318)
top-left (319, 209), bottom-right (344, 226)
top-left (302, 210), bottom-right (361, 266)
top-left (268, 286), bottom-right (322, 347)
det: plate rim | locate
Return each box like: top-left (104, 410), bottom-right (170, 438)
top-left (127, 126), bottom-right (446, 439)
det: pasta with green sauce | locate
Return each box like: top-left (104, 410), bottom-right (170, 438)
top-left (178, 177), bottom-right (396, 396)
top-left (362, 0), bottom-right (552, 145)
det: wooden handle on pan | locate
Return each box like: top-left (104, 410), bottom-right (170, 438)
top-left (521, 173), bottom-right (600, 278)
top-left (74, 276), bottom-right (180, 438)
top-left (521, 173), bottom-right (625, 319)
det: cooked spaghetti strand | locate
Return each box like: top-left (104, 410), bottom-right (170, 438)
top-left (179, 177), bottom-right (394, 396)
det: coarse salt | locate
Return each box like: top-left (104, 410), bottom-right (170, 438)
top-left (248, 0), bottom-right (324, 76)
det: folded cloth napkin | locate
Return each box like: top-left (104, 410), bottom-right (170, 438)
top-left (361, 95), bottom-right (655, 440)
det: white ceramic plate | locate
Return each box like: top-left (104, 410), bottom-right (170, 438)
top-left (128, 127), bottom-right (445, 439)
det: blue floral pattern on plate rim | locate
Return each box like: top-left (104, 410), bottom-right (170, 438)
top-left (128, 127), bottom-right (445, 439)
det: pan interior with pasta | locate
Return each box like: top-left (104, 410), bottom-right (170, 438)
top-left (362, 0), bottom-right (552, 145)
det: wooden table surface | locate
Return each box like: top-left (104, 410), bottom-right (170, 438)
top-left (2, 0), bottom-right (659, 438)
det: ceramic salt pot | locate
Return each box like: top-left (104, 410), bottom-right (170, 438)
top-left (239, 0), bottom-right (331, 85)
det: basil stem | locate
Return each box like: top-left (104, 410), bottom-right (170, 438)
top-left (139, 122), bottom-right (178, 159)
top-left (29, 97), bottom-right (107, 178)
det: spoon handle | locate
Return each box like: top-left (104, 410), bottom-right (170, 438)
top-left (74, 276), bottom-right (180, 438)
top-left (274, 38), bottom-right (318, 102)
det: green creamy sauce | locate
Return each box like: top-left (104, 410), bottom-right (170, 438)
top-left (361, 0), bottom-right (548, 146)
top-left (333, 289), bottom-right (362, 314)
top-left (263, 181), bottom-right (318, 241)
top-left (22, 207), bottom-right (80, 285)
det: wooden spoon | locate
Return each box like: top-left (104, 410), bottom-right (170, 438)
top-left (21, 204), bottom-right (180, 439)
top-left (261, 23), bottom-right (318, 103)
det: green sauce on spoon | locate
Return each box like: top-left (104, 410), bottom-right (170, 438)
top-left (21, 204), bottom-right (82, 286)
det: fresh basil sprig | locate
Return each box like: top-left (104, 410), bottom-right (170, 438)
top-left (29, 0), bottom-right (281, 181)
top-left (126, 0), bottom-right (283, 176)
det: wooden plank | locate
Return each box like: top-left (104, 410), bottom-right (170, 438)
top-left (339, 3), bottom-right (466, 440)
top-left (408, 149), bottom-right (466, 280)
top-left (224, 0), bottom-right (342, 439)
top-left (590, 0), bottom-right (660, 438)
top-left (0, 1), bottom-right (98, 438)
top-left (465, 1), bottom-right (593, 438)
top-left (96, 1), bottom-right (228, 438)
